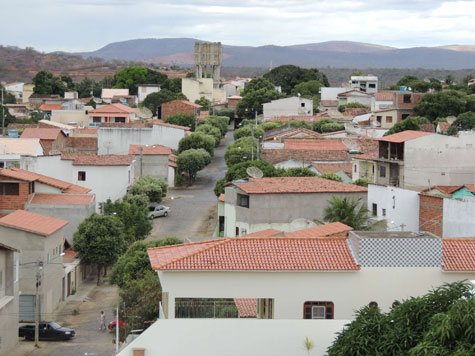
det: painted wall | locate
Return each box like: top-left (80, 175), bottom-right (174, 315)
top-left (182, 78), bottom-right (226, 103)
top-left (352, 159), bottom-right (376, 182)
top-left (132, 154), bottom-right (169, 182)
top-left (373, 109), bottom-right (398, 129)
top-left (442, 197), bottom-right (475, 238)
top-left (98, 125), bottom-right (187, 154)
top-left (367, 184), bottom-right (420, 231)
top-left (158, 268), bottom-right (474, 320)
top-left (0, 249), bottom-right (19, 354)
top-left (51, 109), bottom-right (90, 127)
top-left (321, 87), bottom-right (347, 101)
top-left (263, 97), bottom-right (313, 119)
top-left (138, 86), bottom-right (160, 103)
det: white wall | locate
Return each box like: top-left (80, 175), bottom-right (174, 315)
top-left (367, 184), bottom-right (420, 231)
top-left (51, 109), bottom-right (90, 127)
top-left (263, 97), bottom-right (313, 119)
top-left (321, 87), bottom-right (347, 101)
top-left (443, 198), bottom-right (475, 238)
top-left (182, 78), bottom-right (226, 102)
top-left (138, 86), bottom-right (160, 102)
top-left (118, 319), bottom-right (348, 356)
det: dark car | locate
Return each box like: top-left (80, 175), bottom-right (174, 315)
top-left (19, 322), bottom-right (75, 341)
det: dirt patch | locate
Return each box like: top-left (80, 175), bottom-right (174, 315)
top-left (194, 203), bottom-right (218, 237)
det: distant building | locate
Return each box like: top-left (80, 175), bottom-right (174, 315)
top-left (337, 90), bottom-right (374, 108)
top-left (129, 144), bottom-right (176, 186)
top-left (161, 99), bottom-right (202, 120)
top-left (88, 103), bottom-right (137, 125)
top-left (20, 128), bottom-right (68, 155)
top-left (0, 137), bottom-right (44, 168)
top-left (4, 82), bottom-right (24, 100)
top-left (349, 75), bottom-right (378, 93)
top-left (263, 97), bottom-right (313, 120)
top-left (181, 78), bottom-right (226, 103)
top-left (137, 84), bottom-right (161, 102)
top-left (22, 84), bottom-right (34, 103)
top-left (101, 88), bottom-right (129, 103)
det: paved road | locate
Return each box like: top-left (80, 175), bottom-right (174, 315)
top-left (148, 131), bottom-right (232, 240)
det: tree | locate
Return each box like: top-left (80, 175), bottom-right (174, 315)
top-left (32, 70), bottom-right (67, 96)
top-left (447, 111), bottom-right (475, 135)
top-left (113, 66), bottom-right (168, 95)
top-left (236, 78), bottom-right (283, 118)
top-left (161, 78), bottom-right (182, 93)
top-left (320, 173), bottom-right (343, 182)
top-left (414, 90), bottom-right (470, 121)
top-left (164, 113), bottom-right (196, 131)
top-left (177, 148), bottom-right (211, 185)
top-left (327, 281), bottom-right (474, 356)
top-left (275, 167), bottom-right (318, 177)
top-left (0, 84), bottom-right (16, 104)
top-left (195, 124), bottom-right (222, 146)
top-left (224, 137), bottom-right (258, 167)
top-left (323, 196), bottom-right (369, 230)
top-left (384, 116), bottom-right (421, 136)
top-left (233, 125), bottom-right (265, 141)
top-left (103, 198), bottom-right (152, 243)
top-left (73, 213), bottom-right (127, 284)
top-left (197, 116), bottom-right (229, 137)
top-left (127, 176), bottom-right (168, 203)
top-left (142, 89), bottom-right (186, 117)
top-left (178, 132), bottom-right (215, 156)
top-left (312, 118), bottom-right (334, 133)
top-left (214, 108), bottom-right (235, 121)
top-left (263, 65), bottom-right (329, 94)
top-left (397, 75), bottom-right (419, 87)
top-left (195, 96), bottom-right (210, 111)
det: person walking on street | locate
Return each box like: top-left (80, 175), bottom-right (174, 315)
top-left (99, 311), bottom-right (106, 330)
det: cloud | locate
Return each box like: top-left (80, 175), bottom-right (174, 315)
top-left (1, 0), bottom-right (474, 52)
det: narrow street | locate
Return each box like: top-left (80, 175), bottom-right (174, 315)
top-left (148, 131), bottom-right (232, 241)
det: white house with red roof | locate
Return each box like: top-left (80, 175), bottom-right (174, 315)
top-left (88, 103), bottom-right (137, 126)
top-left (0, 210), bottom-right (68, 321)
top-left (129, 144), bottom-right (176, 185)
top-left (222, 177), bottom-right (367, 237)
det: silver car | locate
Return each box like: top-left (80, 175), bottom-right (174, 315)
top-left (148, 205), bottom-right (170, 218)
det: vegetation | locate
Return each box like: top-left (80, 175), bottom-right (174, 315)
top-left (142, 89), bottom-right (186, 117)
top-left (177, 148), bottom-right (211, 186)
top-left (196, 115), bottom-right (229, 137)
top-left (312, 118), bottom-right (344, 133)
top-left (194, 96), bottom-right (210, 111)
top-left (163, 113), bottom-right (196, 131)
top-left (113, 66), bottom-right (167, 95)
top-left (178, 132), bottom-right (215, 156)
top-left (224, 136), bottom-right (259, 167)
top-left (263, 65), bottom-right (329, 94)
top-left (73, 214), bottom-right (127, 284)
top-left (447, 111), bottom-right (475, 135)
top-left (414, 90), bottom-right (475, 121)
top-left (338, 102), bottom-right (369, 113)
top-left (323, 196), bottom-right (369, 230)
top-left (233, 125), bottom-right (265, 140)
top-left (353, 178), bottom-right (371, 187)
top-left (195, 124), bottom-right (222, 146)
top-left (327, 281), bottom-right (475, 356)
top-left (384, 116), bottom-right (423, 136)
top-left (160, 78), bottom-right (182, 94)
top-left (32, 71), bottom-right (75, 96)
top-left (127, 176), bottom-right (168, 204)
top-left (236, 78), bottom-right (283, 118)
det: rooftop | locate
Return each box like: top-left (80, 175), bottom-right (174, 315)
top-left (243, 229), bottom-right (285, 237)
top-left (101, 88), bottom-right (129, 99)
top-left (232, 177), bottom-right (367, 194)
top-left (148, 237), bottom-right (359, 271)
top-left (30, 193), bottom-right (94, 205)
top-left (62, 154), bottom-right (134, 166)
top-left (376, 130), bottom-right (433, 143)
top-left (129, 144), bottom-right (172, 155)
top-left (0, 138), bottom-right (41, 155)
top-left (442, 238), bottom-right (475, 271)
top-left (310, 162), bottom-right (352, 175)
top-left (162, 99), bottom-right (202, 109)
top-left (375, 91), bottom-right (395, 101)
top-left (284, 222), bottom-right (353, 238)
top-left (284, 139), bottom-right (348, 151)
top-left (20, 128), bottom-right (63, 140)
top-left (0, 210), bottom-right (68, 236)
top-left (88, 103), bottom-right (136, 115)
top-left (352, 231), bottom-right (439, 239)
top-left (39, 104), bottom-right (62, 111)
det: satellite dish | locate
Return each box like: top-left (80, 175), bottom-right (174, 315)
top-left (119, 97), bottom-right (127, 103)
top-left (289, 218), bottom-right (317, 231)
top-left (137, 107), bottom-right (153, 119)
top-left (93, 98), bottom-right (102, 104)
top-left (246, 167), bottom-right (263, 178)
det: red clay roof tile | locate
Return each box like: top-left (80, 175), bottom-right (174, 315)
top-left (39, 104), bottom-right (62, 111)
top-left (376, 130), bottom-right (433, 143)
top-left (284, 222), bottom-right (353, 238)
top-left (0, 210), bottom-right (68, 236)
top-left (310, 162), bottom-right (352, 175)
top-left (30, 193), bottom-right (94, 205)
top-left (20, 128), bottom-right (63, 140)
top-left (243, 229), bottom-right (284, 237)
top-left (442, 238), bottom-right (475, 271)
top-left (234, 299), bottom-right (257, 318)
top-left (62, 154), bottom-right (133, 166)
top-left (284, 139), bottom-right (348, 151)
top-left (129, 144), bottom-right (172, 155)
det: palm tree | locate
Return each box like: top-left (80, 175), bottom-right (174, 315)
top-left (323, 196), bottom-right (369, 230)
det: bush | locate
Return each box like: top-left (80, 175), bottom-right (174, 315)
top-left (127, 176), bottom-right (168, 203)
top-left (354, 178), bottom-right (371, 187)
top-left (321, 122), bottom-right (345, 133)
top-left (320, 173), bottom-right (343, 182)
top-left (195, 124), bottom-right (222, 146)
top-left (164, 114), bottom-right (195, 131)
top-left (178, 132), bottom-right (216, 156)
top-left (233, 125), bottom-right (265, 140)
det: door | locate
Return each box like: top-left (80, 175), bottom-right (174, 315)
top-left (67, 272), bottom-right (71, 297)
top-left (19, 295), bottom-right (41, 322)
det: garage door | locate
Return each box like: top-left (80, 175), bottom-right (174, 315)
top-left (19, 295), bottom-right (41, 322)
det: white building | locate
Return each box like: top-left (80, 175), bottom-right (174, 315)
top-left (181, 78), bottom-right (226, 103)
top-left (137, 84), bottom-right (161, 102)
top-left (98, 121), bottom-right (190, 153)
top-left (0, 138), bottom-right (43, 168)
top-left (263, 97), bottom-right (313, 120)
top-left (21, 154), bottom-right (134, 211)
top-left (101, 88), bottom-right (129, 103)
top-left (320, 87), bottom-right (348, 101)
top-left (349, 75), bottom-right (378, 93)
top-left (4, 82), bottom-right (24, 100)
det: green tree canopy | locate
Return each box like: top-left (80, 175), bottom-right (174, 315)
top-left (233, 125), bottom-right (265, 141)
top-left (32, 70), bottom-right (68, 96)
top-left (197, 115), bottom-right (229, 137)
top-left (214, 108), bottom-right (235, 121)
top-left (161, 78), bottom-right (182, 93)
top-left (263, 65), bottom-right (329, 94)
top-left (142, 89), bottom-right (186, 117)
top-left (0, 84), bottom-right (17, 104)
top-left (177, 148), bottom-right (211, 185)
top-left (73, 213), bottom-right (127, 284)
top-left (195, 124), bottom-right (222, 146)
top-left (414, 90), bottom-right (471, 121)
top-left (178, 132), bottom-right (215, 155)
top-left (323, 196), bottom-right (369, 230)
top-left (447, 111), bottom-right (475, 135)
top-left (320, 173), bottom-right (343, 182)
top-left (164, 113), bottom-right (196, 131)
top-left (195, 96), bottom-right (210, 111)
top-left (236, 78), bottom-right (283, 119)
top-left (113, 66), bottom-right (168, 95)
top-left (224, 136), bottom-right (258, 167)
top-left (384, 116), bottom-right (422, 136)
top-left (127, 176), bottom-right (168, 203)
top-left (276, 167), bottom-right (318, 177)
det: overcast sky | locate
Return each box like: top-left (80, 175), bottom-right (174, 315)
top-left (3, 0), bottom-right (475, 53)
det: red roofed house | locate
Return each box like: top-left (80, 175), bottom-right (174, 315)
top-left (161, 99), bottom-right (202, 120)
top-left (88, 103), bottom-right (137, 126)
top-left (222, 177), bottom-right (367, 237)
top-left (39, 103), bottom-right (62, 114)
top-left (20, 127), bottom-right (68, 154)
top-left (129, 144), bottom-right (176, 186)
top-left (0, 210), bottom-right (68, 322)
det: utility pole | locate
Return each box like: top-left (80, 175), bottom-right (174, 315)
top-left (139, 146), bottom-right (143, 178)
top-left (115, 307), bottom-right (119, 354)
top-left (251, 125), bottom-right (254, 161)
top-left (255, 110), bottom-right (258, 127)
top-left (1, 87), bottom-right (5, 136)
top-left (35, 261), bottom-right (43, 348)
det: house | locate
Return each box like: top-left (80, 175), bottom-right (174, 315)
top-left (0, 242), bottom-right (20, 354)
top-left (147, 230), bottom-right (474, 320)
top-left (20, 128), bottom-right (68, 154)
top-left (263, 97), bottom-right (313, 120)
top-left (101, 88), bottom-right (129, 103)
top-left (372, 108), bottom-right (398, 128)
top-left (320, 87), bottom-right (348, 101)
top-left (262, 115), bottom-right (322, 124)
top-left (308, 162), bottom-right (352, 183)
top-left (351, 151), bottom-right (378, 182)
top-left (0, 138), bottom-right (44, 168)
top-left (436, 121), bottom-right (451, 133)
top-left (181, 78), bottom-right (226, 103)
top-left (337, 90), bottom-right (374, 108)
top-left (129, 144), bottom-right (176, 185)
top-left (161, 99), bottom-right (202, 120)
top-left (319, 100), bottom-right (338, 111)
top-left (39, 103), bottom-right (62, 114)
top-left (51, 108), bottom-right (91, 128)
top-left (28, 94), bottom-right (63, 108)
top-left (392, 91), bottom-right (423, 120)
top-left (0, 210), bottom-right (68, 322)
top-left (4, 82), bottom-right (24, 100)
top-left (373, 91), bottom-right (395, 110)
top-left (372, 131), bottom-right (475, 189)
top-left (5, 103), bottom-right (29, 119)
top-left (264, 127), bottom-right (323, 142)
top-left (137, 84), bottom-right (161, 102)
top-left (88, 103), bottom-right (137, 126)
top-left (98, 121), bottom-right (190, 153)
top-left (349, 75), bottom-right (378, 93)
top-left (226, 95), bottom-right (241, 111)
top-left (222, 177), bottom-right (367, 237)
top-left (21, 154), bottom-right (134, 211)
top-left (22, 84), bottom-right (34, 103)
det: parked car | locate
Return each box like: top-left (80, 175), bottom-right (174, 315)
top-left (108, 320), bottom-right (125, 330)
top-left (19, 322), bottom-right (75, 341)
top-left (148, 205), bottom-right (170, 218)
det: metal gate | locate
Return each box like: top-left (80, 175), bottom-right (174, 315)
top-left (19, 295), bottom-right (41, 322)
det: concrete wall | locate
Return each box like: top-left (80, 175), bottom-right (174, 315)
top-left (263, 97), bottom-right (313, 119)
top-left (0, 249), bottom-right (19, 354)
top-left (98, 125), bottom-right (187, 154)
top-left (345, 94), bottom-right (374, 108)
top-left (159, 268), bottom-right (474, 320)
top-left (138, 86), bottom-right (160, 102)
top-left (51, 110), bottom-right (90, 127)
top-left (182, 78), bottom-right (226, 103)
top-left (132, 154), bottom-right (169, 182)
top-left (321, 87), bottom-right (348, 101)
top-left (368, 184), bottom-right (420, 231)
top-left (442, 197), bottom-right (475, 238)
top-left (373, 109), bottom-right (398, 129)
top-left (352, 159), bottom-right (376, 182)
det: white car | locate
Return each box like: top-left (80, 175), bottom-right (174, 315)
top-left (148, 205), bottom-right (170, 218)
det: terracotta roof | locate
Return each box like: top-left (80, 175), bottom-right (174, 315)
top-left (88, 103), bottom-right (135, 115)
top-left (0, 242), bottom-right (20, 252)
top-left (420, 124), bottom-right (435, 133)
top-left (284, 222), bottom-right (353, 238)
top-left (63, 248), bottom-right (78, 260)
top-left (30, 193), bottom-right (94, 205)
top-left (263, 116), bottom-right (322, 123)
top-left (233, 177), bottom-right (367, 194)
top-left (262, 149), bottom-right (349, 163)
top-left (0, 138), bottom-right (41, 155)
top-left (168, 154), bottom-right (177, 168)
top-left (39, 104), bottom-right (62, 111)
top-left (442, 238), bottom-right (475, 271)
top-left (437, 122), bottom-right (451, 133)
top-left (373, 108), bottom-right (397, 113)
top-left (218, 194), bottom-right (225, 202)
top-left (343, 108), bottom-right (370, 117)
top-left (129, 144), bottom-right (172, 155)
top-left (320, 100), bottom-right (338, 107)
top-left (153, 120), bottom-right (191, 131)
top-left (162, 99), bottom-right (202, 109)
top-left (63, 154), bottom-right (133, 166)
top-left (265, 128), bottom-right (323, 142)
top-left (20, 128), bottom-right (63, 140)
top-left (284, 139), bottom-right (348, 151)
top-left (338, 89), bottom-right (373, 97)
top-left (375, 91), bottom-right (395, 101)
top-left (148, 237), bottom-right (359, 271)
top-left (310, 162), bottom-right (352, 175)
top-left (0, 210), bottom-right (68, 236)
top-left (0, 168), bottom-right (90, 194)
top-left (352, 151), bottom-right (378, 160)
top-left (463, 184), bottom-right (475, 194)
top-left (428, 185), bottom-right (463, 195)
top-left (75, 128), bottom-right (98, 135)
top-left (234, 299), bottom-right (257, 318)
top-left (376, 130), bottom-right (433, 143)
top-left (243, 229), bottom-right (284, 237)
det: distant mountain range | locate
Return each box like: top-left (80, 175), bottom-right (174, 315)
top-left (74, 38), bottom-right (475, 70)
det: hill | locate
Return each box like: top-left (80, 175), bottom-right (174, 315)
top-left (75, 38), bottom-right (475, 70)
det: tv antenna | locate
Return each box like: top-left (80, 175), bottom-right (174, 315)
top-left (246, 167), bottom-right (263, 179)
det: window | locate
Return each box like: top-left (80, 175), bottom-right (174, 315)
top-left (29, 182), bottom-right (35, 194)
top-left (0, 183), bottom-right (19, 195)
top-left (354, 164), bottom-right (357, 173)
top-left (78, 171), bottom-right (86, 181)
top-left (303, 301), bottom-right (334, 319)
top-left (382, 208), bottom-right (386, 216)
top-left (376, 115), bottom-right (382, 123)
top-left (372, 165), bottom-right (375, 174)
top-left (93, 116), bottom-right (102, 123)
top-left (369, 83), bottom-right (376, 88)
top-left (114, 117), bottom-right (126, 123)
top-left (385, 116), bottom-right (393, 123)
top-left (301, 102), bottom-right (305, 107)
top-left (403, 94), bottom-right (411, 103)
top-left (237, 194), bottom-right (249, 208)
top-left (372, 203), bottom-right (377, 216)
top-left (379, 166), bottom-right (386, 178)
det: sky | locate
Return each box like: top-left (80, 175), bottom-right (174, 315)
top-left (2, 0), bottom-right (475, 53)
